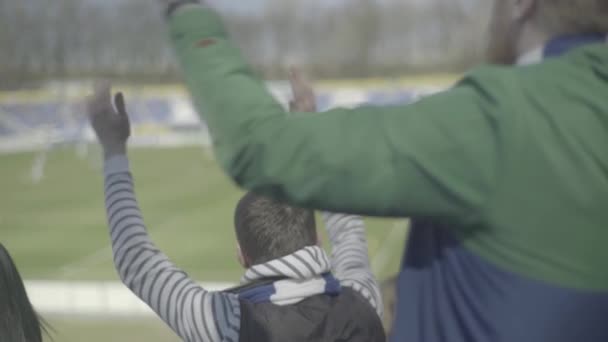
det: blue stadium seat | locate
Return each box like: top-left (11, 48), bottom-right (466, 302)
top-left (126, 98), bottom-right (172, 125)
top-left (315, 93), bottom-right (334, 111)
top-left (0, 122), bottom-right (14, 136)
top-left (368, 90), bottom-right (417, 106)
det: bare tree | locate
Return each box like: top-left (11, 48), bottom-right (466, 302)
top-left (0, 0), bottom-right (490, 86)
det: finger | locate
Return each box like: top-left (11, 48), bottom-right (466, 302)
top-left (290, 68), bottom-right (314, 99)
top-left (93, 80), bottom-right (112, 108)
top-left (114, 92), bottom-right (127, 119)
top-left (289, 66), bottom-right (306, 95)
top-left (88, 80), bottom-right (112, 117)
top-left (114, 91), bottom-right (131, 136)
top-left (288, 67), bottom-right (316, 112)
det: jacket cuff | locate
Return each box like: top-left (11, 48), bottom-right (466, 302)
top-left (165, 0), bottom-right (201, 18)
top-left (167, 2), bottom-right (226, 40)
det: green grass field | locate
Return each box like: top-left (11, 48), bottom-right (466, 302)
top-left (1, 146), bottom-right (407, 282)
top-left (3, 146), bottom-right (407, 342)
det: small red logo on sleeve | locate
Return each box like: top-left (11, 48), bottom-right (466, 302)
top-left (197, 38), bottom-right (216, 48)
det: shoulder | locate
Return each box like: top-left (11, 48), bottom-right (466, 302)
top-left (238, 291), bottom-right (385, 341)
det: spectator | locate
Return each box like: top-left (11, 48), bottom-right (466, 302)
top-left (156, 0), bottom-right (608, 341)
top-left (0, 244), bottom-right (50, 342)
top-left (87, 71), bottom-right (385, 341)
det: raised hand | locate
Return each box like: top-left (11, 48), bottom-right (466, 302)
top-left (288, 67), bottom-right (317, 112)
top-left (87, 82), bottom-right (131, 158)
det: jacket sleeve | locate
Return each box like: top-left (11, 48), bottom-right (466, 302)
top-left (103, 155), bottom-right (241, 342)
top-left (167, 5), bottom-right (508, 224)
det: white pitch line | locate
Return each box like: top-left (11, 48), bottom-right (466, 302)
top-left (58, 245), bottom-right (113, 278)
top-left (371, 219), bottom-right (409, 275)
top-left (57, 214), bottom-right (185, 279)
top-left (26, 280), bottom-right (236, 316)
top-left (56, 146), bottom-right (219, 279)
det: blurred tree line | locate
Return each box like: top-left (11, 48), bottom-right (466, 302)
top-left (0, 0), bottom-right (490, 89)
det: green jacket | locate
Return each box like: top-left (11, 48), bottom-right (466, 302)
top-left (167, 5), bottom-right (608, 290)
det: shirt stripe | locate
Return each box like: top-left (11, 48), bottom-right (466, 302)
top-left (322, 212), bottom-right (383, 317)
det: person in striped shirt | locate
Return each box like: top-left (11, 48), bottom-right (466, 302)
top-left (87, 73), bottom-right (385, 342)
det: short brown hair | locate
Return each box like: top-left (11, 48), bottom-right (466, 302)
top-left (234, 192), bottom-right (316, 265)
top-left (536, 0), bottom-right (608, 35)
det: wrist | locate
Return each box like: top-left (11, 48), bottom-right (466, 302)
top-left (103, 144), bottom-right (127, 160)
top-left (103, 154), bottom-right (130, 176)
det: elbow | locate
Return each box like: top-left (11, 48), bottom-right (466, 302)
top-left (215, 131), bottom-right (278, 191)
top-left (112, 254), bottom-right (137, 290)
top-left (216, 143), bottom-right (258, 190)
top-left (218, 141), bottom-right (292, 204)
top-left (114, 262), bottom-right (131, 288)
top-left (213, 109), bottom-right (289, 190)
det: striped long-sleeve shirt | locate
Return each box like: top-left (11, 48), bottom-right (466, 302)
top-left (103, 154), bottom-right (381, 342)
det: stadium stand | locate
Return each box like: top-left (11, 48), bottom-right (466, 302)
top-left (0, 85), bottom-right (441, 153)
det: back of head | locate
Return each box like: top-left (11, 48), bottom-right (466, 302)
top-left (234, 192), bottom-right (316, 266)
top-left (536, 0), bottom-right (608, 35)
top-left (0, 244), bottom-right (44, 342)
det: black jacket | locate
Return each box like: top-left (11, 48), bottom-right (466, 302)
top-left (227, 281), bottom-right (385, 342)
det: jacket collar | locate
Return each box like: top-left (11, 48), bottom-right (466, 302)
top-left (517, 33), bottom-right (608, 65)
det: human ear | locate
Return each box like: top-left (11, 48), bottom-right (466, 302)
top-left (236, 244), bottom-right (248, 268)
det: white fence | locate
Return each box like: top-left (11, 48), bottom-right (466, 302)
top-left (26, 281), bottom-right (235, 317)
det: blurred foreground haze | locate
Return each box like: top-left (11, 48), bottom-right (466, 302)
top-left (0, 2), bottom-right (482, 340)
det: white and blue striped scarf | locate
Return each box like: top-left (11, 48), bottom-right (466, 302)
top-left (237, 246), bottom-right (341, 306)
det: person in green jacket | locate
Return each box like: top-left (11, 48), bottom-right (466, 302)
top-left (153, 0), bottom-right (608, 340)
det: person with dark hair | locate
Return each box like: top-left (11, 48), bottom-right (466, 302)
top-left (233, 191), bottom-right (318, 267)
top-left (0, 244), bottom-right (50, 342)
top-left (87, 71), bottom-right (384, 341)
top-left (150, 0), bottom-right (608, 341)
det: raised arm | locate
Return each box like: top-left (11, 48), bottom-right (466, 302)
top-left (322, 213), bottom-right (383, 317)
top-left (165, 3), bottom-right (506, 224)
top-left (89, 84), bottom-right (240, 342)
top-left (286, 69), bottom-right (383, 315)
